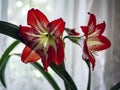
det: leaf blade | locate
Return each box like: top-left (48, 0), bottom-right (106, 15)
top-left (111, 82), bottom-right (120, 90)
top-left (31, 62), bottom-right (61, 90)
top-left (0, 40), bottom-right (20, 87)
top-left (50, 63), bottom-right (78, 90)
top-left (0, 55), bottom-right (11, 87)
top-left (0, 21), bottom-right (24, 43)
top-left (0, 40), bottom-right (20, 71)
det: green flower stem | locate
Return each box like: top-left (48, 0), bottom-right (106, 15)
top-left (62, 36), bottom-right (76, 90)
top-left (86, 60), bottom-right (91, 90)
top-left (64, 28), bottom-right (84, 38)
top-left (62, 62), bottom-right (71, 90)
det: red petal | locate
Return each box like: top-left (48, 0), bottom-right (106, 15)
top-left (96, 35), bottom-right (111, 50)
top-left (19, 25), bottom-right (37, 39)
top-left (88, 12), bottom-right (96, 26)
top-left (19, 25), bottom-right (40, 48)
top-left (82, 40), bottom-right (95, 69)
top-left (87, 13), bottom-right (106, 37)
top-left (82, 39), bottom-right (89, 60)
top-left (56, 38), bottom-right (64, 65)
top-left (27, 8), bottom-right (49, 30)
top-left (88, 22), bottom-right (105, 37)
top-left (47, 38), bottom-right (64, 66)
top-left (47, 46), bottom-right (58, 65)
top-left (68, 29), bottom-right (80, 36)
top-left (47, 18), bottom-right (65, 37)
top-left (87, 13), bottom-right (96, 35)
top-left (19, 25), bottom-right (33, 38)
top-left (81, 26), bottom-right (88, 37)
top-left (41, 55), bottom-right (51, 72)
top-left (89, 53), bottom-right (95, 70)
top-left (96, 21), bottom-right (106, 35)
top-left (87, 36), bottom-right (111, 51)
top-left (21, 46), bottom-right (41, 63)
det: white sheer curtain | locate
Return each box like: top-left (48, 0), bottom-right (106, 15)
top-left (104, 0), bottom-right (120, 90)
top-left (0, 0), bottom-right (8, 52)
top-left (0, 0), bottom-right (119, 90)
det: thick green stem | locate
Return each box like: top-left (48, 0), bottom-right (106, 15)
top-left (62, 62), bottom-right (71, 90)
top-left (86, 60), bottom-right (91, 90)
top-left (50, 63), bottom-right (77, 90)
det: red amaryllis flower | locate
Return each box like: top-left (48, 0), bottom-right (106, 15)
top-left (19, 8), bottom-right (65, 71)
top-left (66, 28), bottom-right (80, 36)
top-left (81, 12), bottom-right (111, 69)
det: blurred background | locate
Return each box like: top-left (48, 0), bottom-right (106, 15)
top-left (0, 0), bottom-right (119, 90)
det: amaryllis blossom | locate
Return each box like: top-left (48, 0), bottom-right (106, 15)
top-left (81, 12), bottom-right (111, 69)
top-left (66, 28), bottom-right (80, 36)
top-left (64, 28), bottom-right (80, 45)
top-left (19, 8), bottom-right (65, 71)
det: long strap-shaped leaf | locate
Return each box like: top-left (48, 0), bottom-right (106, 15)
top-left (0, 21), bottom-right (78, 90)
top-left (0, 42), bottom-right (60, 90)
top-left (31, 62), bottom-right (60, 90)
top-left (111, 82), bottom-right (120, 90)
top-left (0, 55), bottom-right (11, 87)
top-left (0, 21), bottom-right (23, 43)
top-left (0, 41), bottom-right (20, 71)
top-left (0, 21), bottom-right (19, 39)
top-left (50, 63), bottom-right (77, 90)
top-left (14, 54), bottom-right (61, 90)
top-left (0, 41), bottom-right (20, 87)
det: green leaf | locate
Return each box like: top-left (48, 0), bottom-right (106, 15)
top-left (0, 41), bottom-right (20, 71)
top-left (64, 36), bottom-right (81, 47)
top-left (0, 40), bottom-right (20, 87)
top-left (111, 82), bottom-right (120, 90)
top-left (0, 21), bottom-right (19, 39)
top-left (0, 21), bottom-right (24, 43)
top-left (14, 54), bottom-right (60, 90)
top-left (0, 55), bottom-right (11, 87)
top-left (62, 62), bottom-right (71, 90)
top-left (31, 62), bottom-right (60, 90)
top-left (50, 63), bottom-right (78, 90)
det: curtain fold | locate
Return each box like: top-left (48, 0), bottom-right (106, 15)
top-left (0, 0), bottom-right (8, 54)
top-left (1, 0), bottom-right (8, 21)
top-left (104, 0), bottom-right (120, 89)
